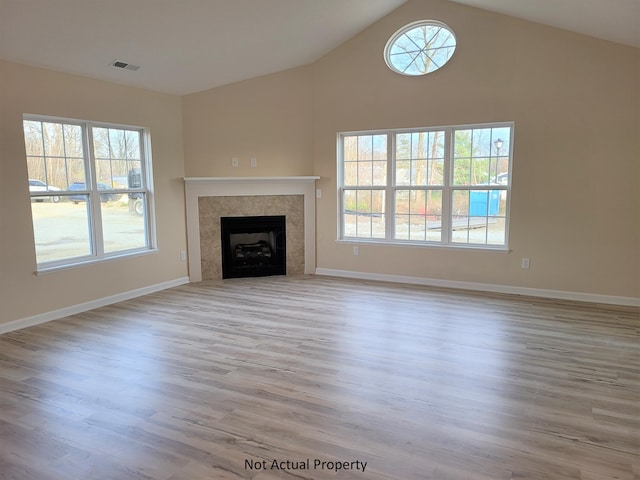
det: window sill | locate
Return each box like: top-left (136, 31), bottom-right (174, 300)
top-left (34, 248), bottom-right (159, 275)
top-left (336, 239), bottom-right (510, 253)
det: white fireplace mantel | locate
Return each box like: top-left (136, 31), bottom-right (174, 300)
top-left (184, 176), bottom-right (320, 282)
top-left (184, 176), bottom-right (320, 183)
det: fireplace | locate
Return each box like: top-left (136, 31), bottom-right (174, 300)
top-left (221, 215), bottom-right (286, 278)
top-left (184, 176), bottom-right (319, 282)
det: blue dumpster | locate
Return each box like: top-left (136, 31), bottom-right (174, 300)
top-left (469, 190), bottom-right (500, 216)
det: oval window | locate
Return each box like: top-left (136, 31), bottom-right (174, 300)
top-left (384, 20), bottom-right (456, 76)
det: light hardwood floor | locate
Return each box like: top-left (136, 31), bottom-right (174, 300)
top-left (1, 275), bottom-right (638, 480)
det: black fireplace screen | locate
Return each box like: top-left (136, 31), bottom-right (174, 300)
top-left (220, 215), bottom-right (286, 279)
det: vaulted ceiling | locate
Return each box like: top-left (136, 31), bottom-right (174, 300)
top-left (0, 0), bottom-right (637, 95)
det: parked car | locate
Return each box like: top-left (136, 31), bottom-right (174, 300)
top-left (29, 179), bottom-right (61, 202)
top-left (128, 168), bottom-right (144, 215)
top-left (69, 181), bottom-right (119, 204)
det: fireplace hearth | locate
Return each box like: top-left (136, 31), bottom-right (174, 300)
top-left (220, 215), bottom-right (286, 279)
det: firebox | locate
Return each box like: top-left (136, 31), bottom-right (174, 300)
top-left (220, 215), bottom-right (286, 279)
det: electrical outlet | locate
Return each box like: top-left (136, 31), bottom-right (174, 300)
top-left (521, 257), bottom-right (530, 269)
top-left (180, 250), bottom-right (187, 261)
top-left (231, 157), bottom-right (239, 168)
top-left (353, 246), bottom-right (359, 256)
top-left (250, 157), bottom-right (257, 167)
top-left (316, 188), bottom-right (321, 198)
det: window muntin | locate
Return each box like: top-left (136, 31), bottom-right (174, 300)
top-left (384, 20), bottom-right (456, 76)
top-left (93, 127), bottom-right (142, 185)
top-left (24, 120), bottom-right (86, 189)
top-left (343, 134), bottom-right (387, 187)
top-left (342, 189), bottom-right (386, 239)
top-left (395, 131), bottom-right (445, 186)
top-left (338, 123), bottom-right (513, 248)
top-left (453, 127), bottom-right (510, 186)
top-left (395, 189), bottom-right (443, 242)
top-left (23, 116), bottom-right (155, 268)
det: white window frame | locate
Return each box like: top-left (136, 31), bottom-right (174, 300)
top-left (384, 20), bottom-right (457, 76)
top-left (337, 122), bottom-right (514, 250)
top-left (23, 115), bottom-right (157, 271)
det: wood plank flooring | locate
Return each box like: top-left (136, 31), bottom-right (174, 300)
top-left (1, 275), bottom-right (638, 480)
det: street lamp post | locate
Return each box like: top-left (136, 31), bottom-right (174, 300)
top-left (494, 138), bottom-right (503, 184)
top-left (494, 138), bottom-right (503, 157)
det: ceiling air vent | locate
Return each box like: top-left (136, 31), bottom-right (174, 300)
top-left (111, 60), bottom-right (140, 71)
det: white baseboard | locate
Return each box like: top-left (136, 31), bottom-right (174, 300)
top-left (314, 268), bottom-right (640, 307)
top-left (0, 277), bottom-right (190, 335)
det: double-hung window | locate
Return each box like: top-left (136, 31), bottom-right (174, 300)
top-left (338, 122), bottom-right (513, 248)
top-left (23, 116), bottom-right (155, 269)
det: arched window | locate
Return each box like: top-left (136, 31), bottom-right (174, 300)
top-left (384, 20), bottom-right (456, 75)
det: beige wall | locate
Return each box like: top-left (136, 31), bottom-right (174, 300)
top-left (183, 0), bottom-right (639, 299)
top-left (182, 66), bottom-right (313, 177)
top-left (0, 61), bottom-right (188, 326)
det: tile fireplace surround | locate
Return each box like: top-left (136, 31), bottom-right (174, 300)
top-left (184, 176), bottom-right (319, 282)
